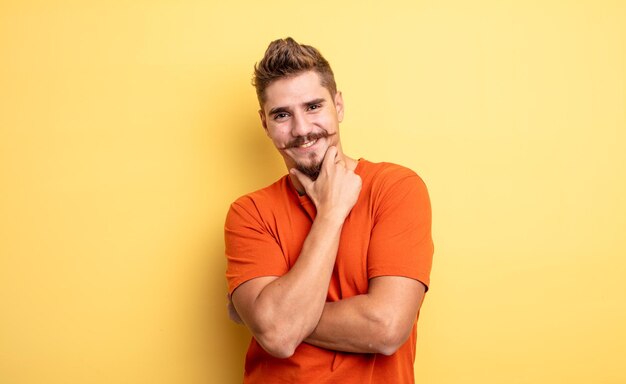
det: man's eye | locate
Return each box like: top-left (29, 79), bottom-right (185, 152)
top-left (274, 113), bottom-right (288, 120)
top-left (308, 104), bottom-right (321, 110)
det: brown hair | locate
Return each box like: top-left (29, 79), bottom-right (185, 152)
top-left (253, 37), bottom-right (337, 106)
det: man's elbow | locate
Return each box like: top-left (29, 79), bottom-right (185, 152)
top-left (372, 318), bottom-right (413, 356)
top-left (376, 339), bottom-right (404, 356)
top-left (244, 307), bottom-right (314, 359)
top-left (255, 331), bottom-right (300, 359)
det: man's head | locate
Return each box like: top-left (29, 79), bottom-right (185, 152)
top-left (254, 38), bottom-right (344, 181)
top-left (253, 37), bottom-right (337, 107)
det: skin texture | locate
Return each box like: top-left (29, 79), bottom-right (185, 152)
top-left (230, 71), bottom-right (426, 358)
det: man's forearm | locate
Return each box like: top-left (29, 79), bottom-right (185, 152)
top-left (233, 214), bottom-right (345, 357)
top-left (304, 276), bottom-right (426, 355)
top-left (305, 294), bottom-right (389, 354)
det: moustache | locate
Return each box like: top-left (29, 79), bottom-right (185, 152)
top-left (281, 131), bottom-right (336, 150)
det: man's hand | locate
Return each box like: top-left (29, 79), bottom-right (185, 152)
top-left (290, 146), bottom-right (362, 221)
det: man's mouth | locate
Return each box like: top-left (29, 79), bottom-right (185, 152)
top-left (282, 131), bottom-right (336, 150)
top-left (298, 139), bottom-right (317, 149)
top-left (285, 133), bottom-right (326, 150)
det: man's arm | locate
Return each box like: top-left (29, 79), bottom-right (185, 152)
top-left (306, 169), bottom-right (432, 355)
top-left (304, 276), bottom-right (426, 355)
top-left (230, 147), bottom-right (361, 358)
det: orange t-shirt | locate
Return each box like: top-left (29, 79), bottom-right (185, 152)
top-left (225, 159), bottom-right (433, 383)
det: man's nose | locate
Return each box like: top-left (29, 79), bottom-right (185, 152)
top-left (290, 112), bottom-right (312, 137)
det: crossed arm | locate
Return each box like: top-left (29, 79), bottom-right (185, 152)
top-left (304, 276), bottom-right (426, 355)
top-left (231, 274), bottom-right (426, 358)
top-left (229, 214), bottom-right (347, 358)
top-left (229, 147), bottom-right (428, 358)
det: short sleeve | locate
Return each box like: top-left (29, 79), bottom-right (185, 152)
top-left (225, 197), bottom-right (289, 294)
top-left (367, 171), bottom-right (434, 290)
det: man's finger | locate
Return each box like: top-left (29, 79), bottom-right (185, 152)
top-left (322, 146), bottom-right (338, 172)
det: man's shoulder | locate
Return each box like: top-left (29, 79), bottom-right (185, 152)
top-left (359, 159), bottom-right (424, 187)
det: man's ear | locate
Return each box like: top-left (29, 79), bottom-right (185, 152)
top-left (258, 109), bottom-right (268, 133)
top-left (334, 91), bottom-right (345, 123)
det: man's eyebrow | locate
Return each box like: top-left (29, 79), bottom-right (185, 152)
top-left (269, 99), bottom-right (327, 115)
top-left (268, 106), bottom-right (290, 115)
top-left (305, 98), bottom-right (326, 106)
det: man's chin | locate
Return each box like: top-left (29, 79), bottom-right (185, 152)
top-left (295, 161), bottom-right (322, 181)
top-left (287, 145), bottom-right (330, 181)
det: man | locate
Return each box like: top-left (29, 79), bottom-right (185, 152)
top-left (225, 37), bottom-right (433, 383)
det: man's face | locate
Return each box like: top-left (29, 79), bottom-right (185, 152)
top-left (259, 71), bottom-right (344, 180)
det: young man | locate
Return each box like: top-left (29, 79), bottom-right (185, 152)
top-left (225, 37), bottom-right (433, 383)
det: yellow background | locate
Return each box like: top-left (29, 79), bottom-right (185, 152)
top-left (1, 1), bottom-right (625, 383)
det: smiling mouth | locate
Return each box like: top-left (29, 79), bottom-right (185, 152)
top-left (298, 139), bottom-right (317, 149)
top-left (282, 132), bottom-right (336, 150)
